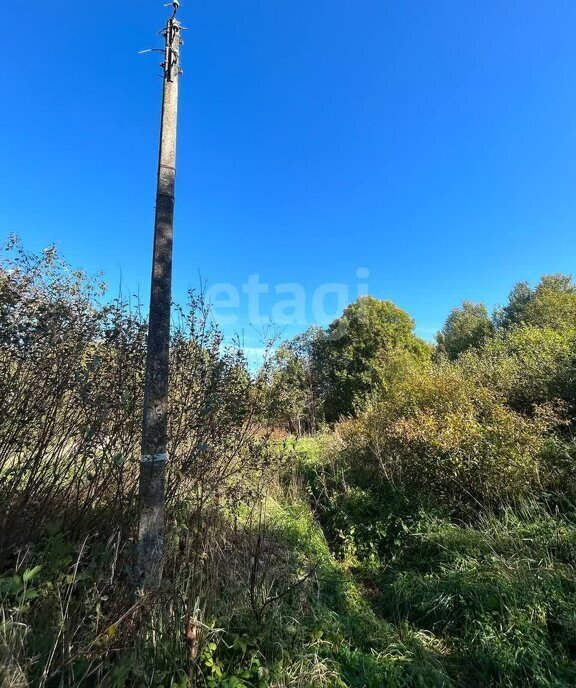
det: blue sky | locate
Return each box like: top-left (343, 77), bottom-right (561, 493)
top-left (2, 1), bottom-right (576, 362)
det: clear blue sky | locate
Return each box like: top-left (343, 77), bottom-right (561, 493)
top-left (2, 1), bottom-right (576, 360)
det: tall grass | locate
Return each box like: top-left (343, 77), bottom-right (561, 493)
top-left (293, 435), bottom-right (576, 687)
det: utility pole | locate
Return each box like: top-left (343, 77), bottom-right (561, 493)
top-left (137, 1), bottom-right (183, 589)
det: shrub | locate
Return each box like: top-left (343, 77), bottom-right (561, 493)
top-left (459, 324), bottom-right (576, 415)
top-left (0, 240), bottom-right (279, 686)
top-left (0, 240), bottom-right (271, 562)
top-left (340, 363), bottom-right (548, 512)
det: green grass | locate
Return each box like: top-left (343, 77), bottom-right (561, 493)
top-left (253, 496), bottom-right (454, 687)
top-left (288, 434), bottom-right (576, 687)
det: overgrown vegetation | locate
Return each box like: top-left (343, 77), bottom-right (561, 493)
top-left (2, 239), bottom-right (576, 686)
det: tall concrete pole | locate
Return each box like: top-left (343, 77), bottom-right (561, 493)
top-left (137, 5), bottom-right (183, 589)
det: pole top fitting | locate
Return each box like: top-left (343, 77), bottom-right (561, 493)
top-left (164, 0), bottom-right (180, 18)
top-left (161, 8), bottom-right (183, 82)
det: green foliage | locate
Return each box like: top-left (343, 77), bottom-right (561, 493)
top-left (294, 438), bottom-right (576, 687)
top-left (525, 278), bottom-right (576, 329)
top-left (262, 327), bottom-right (323, 435)
top-left (264, 297), bottom-right (431, 428)
top-left (436, 300), bottom-right (493, 359)
top-left (263, 272), bottom-right (576, 432)
top-left (342, 362), bottom-right (547, 512)
top-left (460, 324), bottom-right (576, 414)
top-left (314, 296), bottom-right (431, 422)
top-left (269, 271), bottom-right (576, 684)
top-left (494, 280), bottom-right (535, 330)
top-left (496, 274), bottom-right (576, 331)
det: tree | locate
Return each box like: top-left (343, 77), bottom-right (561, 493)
top-left (494, 281), bottom-right (534, 330)
top-left (264, 327), bottom-right (323, 435)
top-left (314, 296), bottom-right (430, 421)
top-left (495, 274), bottom-right (576, 331)
top-left (459, 324), bottom-right (576, 415)
top-left (436, 301), bottom-right (493, 359)
top-left (523, 275), bottom-right (576, 330)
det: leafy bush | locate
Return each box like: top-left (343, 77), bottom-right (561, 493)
top-left (0, 240), bottom-right (269, 561)
top-left (0, 240), bottom-right (277, 686)
top-left (340, 362), bottom-right (548, 512)
top-left (265, 297), bottom-right (432, 430)
top-left (460, 324), bottom-right (576, 415)
top-left (494, 274), bottom-right (576, 331)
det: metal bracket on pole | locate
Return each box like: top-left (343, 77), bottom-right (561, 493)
top-left (161, 17), bottom-right (183, 83)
